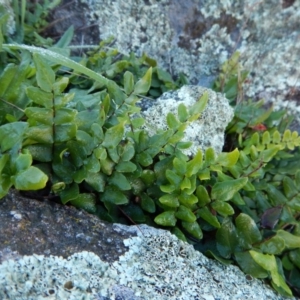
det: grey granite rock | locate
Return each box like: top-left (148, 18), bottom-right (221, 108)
top-left (138, 85), bottom-right (234, 156)
top-left (45, 0), bottom-right (300, 127)
top-left (0, 191), bottom-right (294, 299)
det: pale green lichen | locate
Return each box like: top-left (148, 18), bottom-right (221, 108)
top-left (138, 85), bottom-right (234, 156)
top-left (0, 226), bottom-right (291, 300)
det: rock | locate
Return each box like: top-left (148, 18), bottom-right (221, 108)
top-left (0, 191), bottom-right (292, 299)
top-left (138, 85), bottom-right (234, 156)
top-left (45, 0), bottom-right (300, 128)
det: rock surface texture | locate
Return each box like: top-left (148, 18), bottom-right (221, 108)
top-left (47, 0), bottom-right (300, 128)
top-left (0, 191), bottom-right (292, 300)
top-left (139, 85), bottom-right (234, 156)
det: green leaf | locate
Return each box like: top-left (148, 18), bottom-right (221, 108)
top-left (166, 169), bottom-right (182, 186)
top-left (109, 172), bottom-right (131, 191)
top-left (101, 186), bottom-right (129, 205)
top-left (172, 227), bottom-right (187, 242)
top-left (178, 192), bottom-right (198, 206)
top-left (182, 221), bottom-right (203, 239)
top-left (140, 170), bottom-right (156, 187)
top-left (102, 122), bottom-right (125, 148)
top-left (0, 176), bottom-right (12, 199)
top-left (122, 203), bottom-right (145, 222)
top-left (235, 251), bottom-right (269, 278)
top-left (156, 68), bottom-right (173, 82)
top-left (0, 154), bottom-right (9, 173)
top-left (12, 166), bottom-right (48, 190)
top-left (85, 172), bottom-right (105, 192)
top-left (159, 194), bottom-right (180, 207)
top-left (69, 193), bottom-right (96, 214)
top-left (136, 152), bottom-right (153, 167)
top-left (26, 125), bottom-right (53, 144)
top-left (231, 192), bottom-right (245, 205)
top-left (211, 177), bottom-right (248, 201)
top-left (0, 122), bottom-right (28, 152)
top-left (216, 218), bottom-right (239, 258)
top-left (140, 193), bottom-right (156, 213)
top-left (26, 87), bottom-right (53, 109)
top-left (25, 107), bottom-right (53, 125)
top-left (198, 168), bottom-right (210, 180)
top-left (211, 201), bottom-right (234, 217)
top-left (100, 157), bottom-right (115, 175)
top-left (282, 176), bottom-right (297, 199)
top-left (54, 25), bottom-right (74, 48)
top-left (173, 157), bottom-right (187, 176)
top-left (120, 142), bottom-right (135, 161)
top-left (131, 117), bottom-right (145, 129)
top-left (264, 184), bottom-right (288, 205)
top-left (167, 113), bottom-right (180, 129)
top-left (175, 205), bottom-right (196, 222)
top-left (197, 207), bottom-right (220, 228)
top-left (124, 71), bottom-right (134, 95)
top-left (295, 170), bottom-right (300, 187)
top-left (176, 141), bottom-right (193, 150)
top-left (94, 147), bottom-right (107, 160)
top-left (59, 183), bottom-right (79, 204)
top-left (33, 53), bottom-right (55, 92)
top-left (4, 44), bottom-right (111, 87)
top-left (259, 146), bottom-right (280, 162)
top-left (205, 147), bottom-right (215, 164)
top-left (216, 148), bottom-right (239, 167)
top-left (178, 103), bottom-right (189, 123)
top-left (54, 108), bottom-right (77, 125)
top-left (14, 151), bottom-right (32, 172)
top-left (189, 91), bottom-right (208, 115)
top-left (154, 211), bottom-right (177, 227)
top-left (235, 213), bottom-right (262, 248)
top-left (276, 229), bottom-right (300, 249)
top-left (180, 177), bottom-right (191, 190)
top-left (85, 155), bottom-right (101, 173)
top-left (107, 147), bottom-right (120, 163)
top-left (134, 67), bottom-right (152, 94)
top-left (52, 77), bottom-right (69, 96)
top-left (55, 123), bottom-right (77, 142)
top-left (289, 249), bottom-right (300, 269)
top-left (115, 161), bottom-right (137, 173)
top-left (249, 250), bottom-right (292, 296)
top-left (186, 150), bottom-right (203, 177)
top-left (259, 236), bottom-right (285, 255)
top-left (196, 185), bottom-right (211, 207)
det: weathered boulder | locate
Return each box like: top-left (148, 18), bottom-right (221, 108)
top-left (0, 191), bottom-right (292, 299)
top-left (45, 0), bottom-right (300, 129)
top-left (139, 85), bottom-right (234, 156)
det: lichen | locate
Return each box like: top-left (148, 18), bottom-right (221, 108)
top-left (0, 251), bottom-right (118, 299)
top-left (0, 226), bottom-right (291, 300)
top-left (138, 85), bottom-right (234, 156)
top-left (79, 0), bottom-right (300, 126)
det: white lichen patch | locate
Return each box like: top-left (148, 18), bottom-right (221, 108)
top-left (80, 0), bottom-right (300, 126)
top-left (0, 251), bottom-right (118, 299)
top-left (0, 224), bottom-right (293, 300)
top-left (139, 85), bottom-right (234, 156)
top-left (113, 230), bottom-right (286, 300)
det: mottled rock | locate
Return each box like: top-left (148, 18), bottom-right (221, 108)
top-left (139, 85), bottom-right (234, 156)
top-left (45, 0), bottom-right (300, 127)
top-left (0, 190), bottom-right (132, 264)
top-left (0, 192), bottom-right (290, 299)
